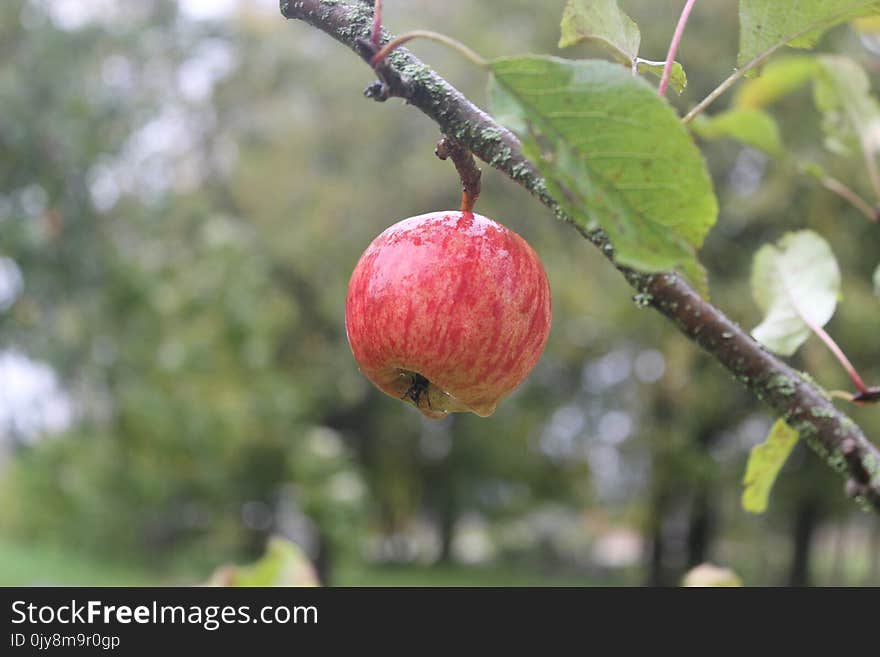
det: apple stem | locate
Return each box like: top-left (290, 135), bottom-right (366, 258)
top-left (436, 137), bottom-right (482, 213)
top-left (370, 0), bottom-right (383, 48)
top-left (370, 30), bottom-right (488, 69)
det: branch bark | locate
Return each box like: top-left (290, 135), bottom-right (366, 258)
top-left (280, 0), bottom-right (880, 512)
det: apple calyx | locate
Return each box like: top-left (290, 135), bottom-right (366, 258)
top-left (394, 369), bottom-right (472, 419)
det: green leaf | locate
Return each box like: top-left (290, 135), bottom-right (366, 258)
top-left (742, 418), bottom-right (800, 514)
top-left (738, 1), bottom-right (880, 70)
top-left (636, 58), bottom-right (688, 95)
top-left (205, 537), bottom-right (319, 587)
top-left (559, 0), bottom-right (641, 62)
top-left (813, 55), bottom-right (880, 160)
top-left (874, 263), bottom-right (880, 297)
top-left (488, 56), bottom-right (718, 277)
top-left (733, 55), bottom-right (818, 108)
top-left (751, 230), bottom-right (841, 356)
top-left (692, 108), bottom-right (783, 155)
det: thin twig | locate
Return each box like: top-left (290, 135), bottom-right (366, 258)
top-left (816, 173), bottom-right (880, 223)
top-left (370, 30), bottom-right (487, 69)
top-left (659, 0), bottom-right (697, 98)
top-left (803, 317), bottom-right (870, 395)
top-left (779, 254), bottom-right (872, 397)
top-left (682, 50), bottom-right (775, 124)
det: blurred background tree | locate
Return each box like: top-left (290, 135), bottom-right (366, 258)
top-left (0, 0), bottom-right (877, 586)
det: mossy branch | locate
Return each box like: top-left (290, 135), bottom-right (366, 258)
top-left (280, 0), bottom-right (880, 513)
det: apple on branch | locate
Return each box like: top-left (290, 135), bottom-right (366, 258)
top-left (345, 211), bottom-right (552, 419)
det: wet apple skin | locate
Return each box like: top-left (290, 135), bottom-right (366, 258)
top-left (345, 211), bottom-right (552, 418)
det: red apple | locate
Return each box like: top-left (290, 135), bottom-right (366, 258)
top-left (345, 211), bottom-right (552, 419)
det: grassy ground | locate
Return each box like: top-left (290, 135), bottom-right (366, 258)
top-left (3, 535), bottom-right (876, 587)
top-left (332, 562), bottom-right (621, 587)
top-left (0, 538), bottom-right (625, 587)
top-left (0, 539), bottom-right (154, 586)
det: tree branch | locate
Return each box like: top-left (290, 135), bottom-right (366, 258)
top-left (280, 0), bottom-right (880, 512)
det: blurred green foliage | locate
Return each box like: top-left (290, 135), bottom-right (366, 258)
top-left (0, 0), bottom-right (877, 586)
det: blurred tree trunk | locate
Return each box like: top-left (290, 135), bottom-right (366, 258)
top-left (645, 489), bottom-right (672, 586)
top-left (686, 486), bottom-right (714, 568)
top-left (686, 421), bottom-right (722, 569)
top-left (422, 419), bottom-right (458, 565)
top-left (314, 533), bottom-right (333, 586)
top-left (645, 390), bottom-right (725, 585)
top-left (788, 496), bottom-right (820, 587)
top-left (644, 390), bottom-right (678, 587)
top-left (437, 479), bottom-right (457, 564)
top-left (423, 451), bottom-right (458, 564)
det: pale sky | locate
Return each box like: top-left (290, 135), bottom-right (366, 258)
top-left (0, 350), bottom-right (73, 443)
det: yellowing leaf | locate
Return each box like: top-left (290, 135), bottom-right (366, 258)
top-left (205, 537), bottom-right (320, 587)
top-left (637, 58), bottom-right (688, 95)
top-left (692, 108), bottom-right (783, 155)
top-left (751, 230), bottom-right (841, 356)
top-left (851, 14), bottom-right (880, 32)
top-left (742, 418), bottom-right (800, 514)
top-left (733, 56), bottom-right (817, 109)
